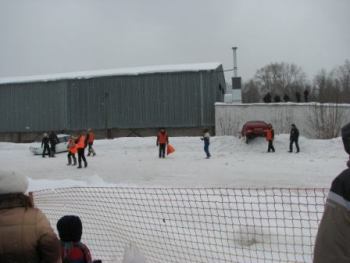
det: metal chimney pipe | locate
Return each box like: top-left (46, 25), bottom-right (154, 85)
top-left (232, 47), bottom-right (238, 77)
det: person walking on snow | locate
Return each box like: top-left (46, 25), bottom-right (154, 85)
top-left (86, 128), bottom-right (96, 156)
top-left (76, 131), bottom-right (88, 168)
top-left (289, 124), bottom-right (300, 153)
top-left (265, 124), bottom-right (275, 152)
top-left (67, 135), bottom-right (77, 166)
top-left (49, 131), bottom-right (59, 157)
top-left (41, 132), bottom-right (51, 157)
top-left (201, 129), bottom-right (211, 158)
top-left (156, 128), bottom-right (169, 158)
top-left (313, 122), bottom-right (350, 263)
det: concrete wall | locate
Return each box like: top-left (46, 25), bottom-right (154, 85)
top-left (215, 102), bottom-right (350, 138)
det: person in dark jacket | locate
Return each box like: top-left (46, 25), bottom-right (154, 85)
top-left (49, 131), bottom-right (59, 157)
top-left (41, 132), bottom-right (51, 158)
top-left (57, 215), bottom-right (92, 263)
top-left (0, 170), bottom-right (61, 263)
top-left (265, 124), bottom-right (275, 152)
top-left (289, 124), bottom-right (300, 153)
top-left (156, 128), bottom-right (169, 158)
top-left (313, 122), bottom-right (350, 263)
top-left (201, 129), bottom-right (211, 159)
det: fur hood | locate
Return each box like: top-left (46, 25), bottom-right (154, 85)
top-left (0, 170), bottom-right (28, 195)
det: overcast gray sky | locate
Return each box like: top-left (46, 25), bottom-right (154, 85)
top-left (0, 0), bottom-right (349, 82)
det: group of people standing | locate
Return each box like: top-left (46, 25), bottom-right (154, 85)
top-left (41, 129), bottom-right (96, 169)
top-left (41, 131), bottom-right (59, 157)
top-left (67, 129), bottom-right (96, 169)
top-left (264, 123), bottom-right (300, 153)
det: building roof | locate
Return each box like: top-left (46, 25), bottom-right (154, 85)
top-left (0, 62), bottom-right (222, 85)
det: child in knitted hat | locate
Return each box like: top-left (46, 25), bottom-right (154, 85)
top-left (57, 215), bottom-right (92, 263)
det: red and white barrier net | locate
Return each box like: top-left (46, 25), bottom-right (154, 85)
top-left (33, 187), bottom-right (327, 263)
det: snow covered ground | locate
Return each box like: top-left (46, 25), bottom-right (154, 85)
top-left (0, 134), bottom-right (347, 191)
top-left (1, 135), bottom-right (346, 263)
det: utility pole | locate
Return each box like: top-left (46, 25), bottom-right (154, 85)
top-left (232, 46), bottom-right (238, 78)
top-left (104, 92), bottom-right (109, 138)
top-left (231, 46), bottom-right (242, 103)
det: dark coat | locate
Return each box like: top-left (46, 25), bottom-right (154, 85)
top-left (290, 127), bottom-right (299, 141)
top-left (342, 123), bottom-right (350, 155)
top-left (313, 167), bottom-right (350, 263)
top-left (41, 136), bottom-right (50, 147)
top-left (202, 132), bottom-right (210, 145)
top-left (49, 132), bottom-right (59, 146)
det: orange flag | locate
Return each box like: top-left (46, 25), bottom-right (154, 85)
top-left (167, 144), bottom-right (175, 155)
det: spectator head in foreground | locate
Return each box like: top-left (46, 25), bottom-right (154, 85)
top-left (342, 122), bottom-right (350, 157)
top-left (57, 215), bottom-right (83, 242)
top-left (313, 123), bottom-right (350, 263)
top-left (0, 170), bottom-right (61, 263)
top-left (0, 169), bottom-right (29, 195)
top-left (57, 215), bottom-right (93, 263)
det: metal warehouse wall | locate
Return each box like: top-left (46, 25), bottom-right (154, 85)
top-left (0, 80), bottom-right (67, 132)
top-left (0, 67), bottom-right (225, 133)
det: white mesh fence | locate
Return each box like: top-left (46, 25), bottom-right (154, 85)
top-left (32, 187), bottom-right (327, 263)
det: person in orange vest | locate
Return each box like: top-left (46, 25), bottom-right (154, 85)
top-left (67, 135), bottom-right (77, 166)
top-left (86, 128), bottom-right (96, 157)
top-left (76, 131), bottom-right (88, 168)
top-left (156, 128), bottom-right (169, 158)
top-left (265, 123), bottom-right (275, 152)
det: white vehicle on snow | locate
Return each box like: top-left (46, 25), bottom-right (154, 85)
top-left (29, 134), bottom-right (70, 155)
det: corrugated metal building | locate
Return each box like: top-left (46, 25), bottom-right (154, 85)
top-left (0, 63), bottom-right (226, 141)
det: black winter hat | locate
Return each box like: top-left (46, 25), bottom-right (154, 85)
top-left (341, 122), bottom-right (350, 155)
top-left (57, 215), bottom-right (83, 242)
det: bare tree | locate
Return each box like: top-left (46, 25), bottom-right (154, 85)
top-left (242, 80), bottom-right (260, 103)
top-left (308, 103), bottom-right (345, 139)
top-left (313, 69), bottom-right (342, 103)
top-left (242, 59), bottom-right (349, 104)
top-left (252, 62), bottom-right (307, 101)
top-left (334, 60), bottom-right (350, 103)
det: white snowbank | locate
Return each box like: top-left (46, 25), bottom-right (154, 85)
top-left (27, 175), bottom-right (116, 192)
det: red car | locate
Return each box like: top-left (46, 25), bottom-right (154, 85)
top-left (241, 121), bottom-right (269, 143)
